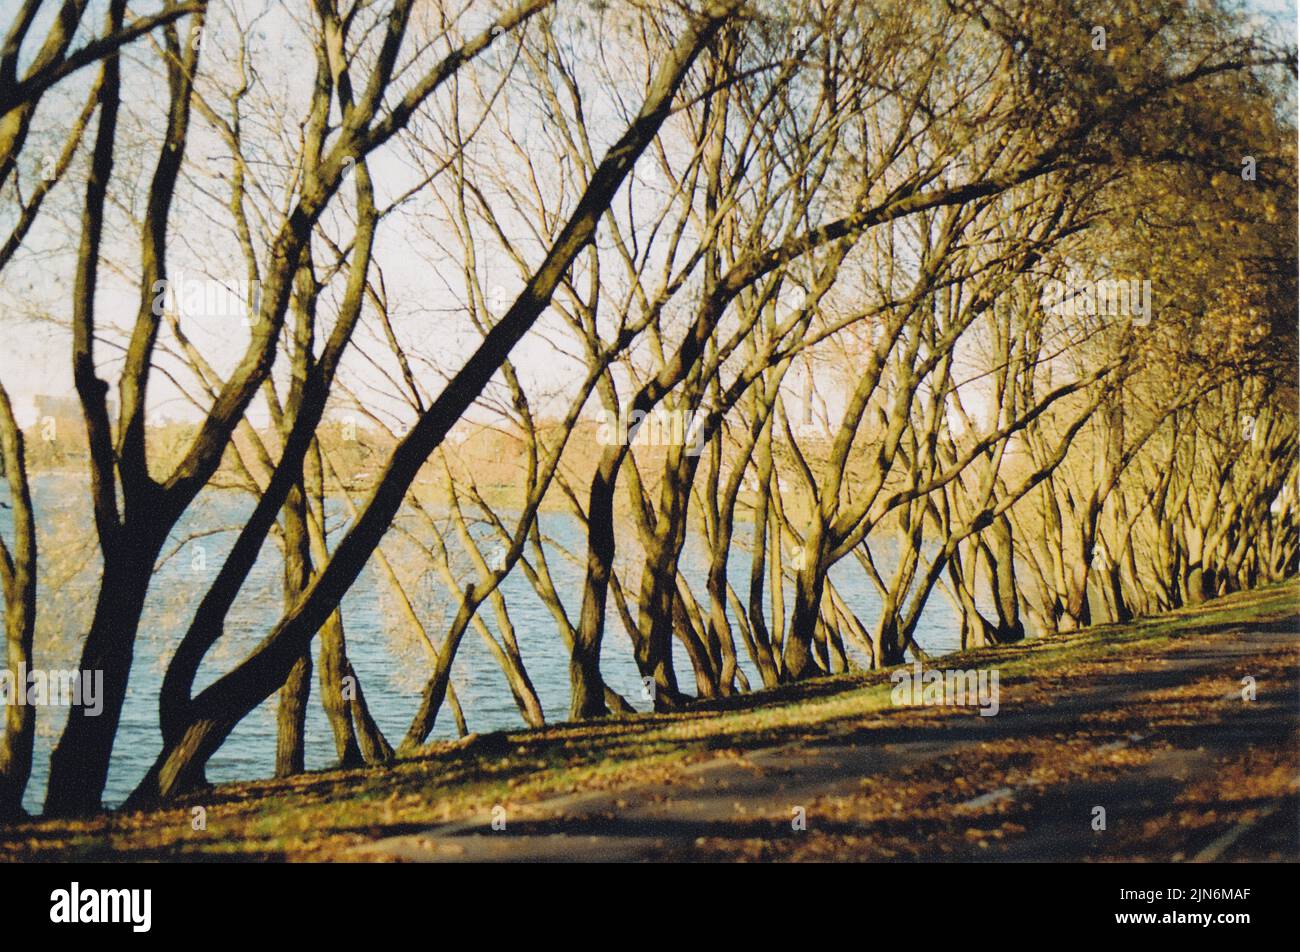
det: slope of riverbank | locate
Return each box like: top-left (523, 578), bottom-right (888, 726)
top-left (2, 581), bottom-right (1297, 861)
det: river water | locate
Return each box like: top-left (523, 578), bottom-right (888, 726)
top-left (3, 474), bottom-right (962, 812)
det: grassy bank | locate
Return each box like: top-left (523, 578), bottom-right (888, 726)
top-left (2, 580), bottom-right (1296, 861)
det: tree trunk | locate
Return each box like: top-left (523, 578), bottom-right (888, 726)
top-left (318, 611), bottom-right (363, 767)
top-left (275, 481), bottom-right (313, 778)
top-left (783, 532), bottom-right (825, 680)
top-left (0, 382), bottom-right (37, 819)
top-left (570, 455), bottom-right (619, 719)
top-left (45, 528), bottom-right (165, 816)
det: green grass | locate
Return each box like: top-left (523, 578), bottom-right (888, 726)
top-left (1, 579), bottom-right (1295, 861)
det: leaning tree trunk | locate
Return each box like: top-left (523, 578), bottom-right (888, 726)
top-left (318, 611), bottom-right (364, 767)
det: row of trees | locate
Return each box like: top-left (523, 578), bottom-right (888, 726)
top-left (0, 0), bottom-right (1295, 817)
